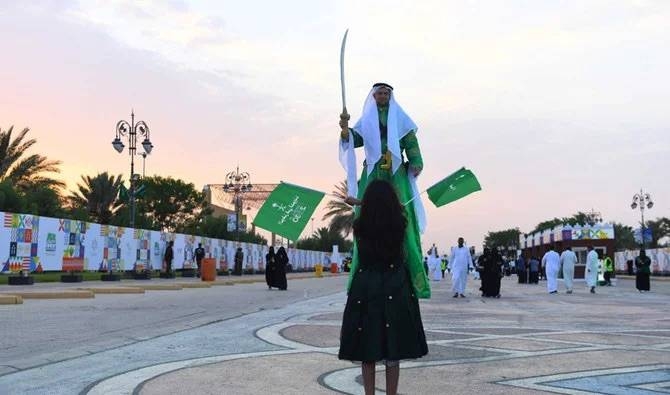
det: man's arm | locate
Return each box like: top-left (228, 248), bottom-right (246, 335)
top-left (401, 132), bottom-right (423, 176)
top-left (339, 115), bottom-right (364, 148)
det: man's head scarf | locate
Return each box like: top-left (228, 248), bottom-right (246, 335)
top-left (352, 84), bottom-right (418, 175)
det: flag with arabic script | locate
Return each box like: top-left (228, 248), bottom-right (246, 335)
top-left (253, 182), bottom-right (325, 241)
top-left (426, 167), bottom-right (481, 207)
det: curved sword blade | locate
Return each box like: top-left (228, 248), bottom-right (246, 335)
top-left (340, 29), bottom-right (349, 110)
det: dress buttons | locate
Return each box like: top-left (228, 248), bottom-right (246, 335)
top-left (358, 327), bottom-right (362, 331)
top-left (357, 300), bottom-right (361, 304)
top-left (385, 323), bottom-right (390, 328)
top-left (390, 264), bottom-right (394, 268)
top-left (358, 269), bottom-right (362, 273)
top-left (388, 295), bottom-right (393, 300)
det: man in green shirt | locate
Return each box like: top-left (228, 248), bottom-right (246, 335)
top-left (339, 82), bottom-right (430, 299)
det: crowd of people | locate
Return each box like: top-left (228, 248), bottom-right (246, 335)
top-left (422, 238), bottom-right (510, 299)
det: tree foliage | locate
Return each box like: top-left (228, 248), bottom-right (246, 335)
top-left (128, 176), bottom-right (212, 232)
top-left (68, 172), bottom-right (123, 224)
top-left (0, 180), bottom-right (64, 217)
top-left (612, 222), bottom-right (637, 251)
top-left (483, 228), bottom-right (521, 250)
top-left (530, 211), bottom-right (597, 234)
top-left (644, 217), bottom-right (670, 248)
top-left (322, 180), bottom-right (354, 238)
top-left (198, 215), bottom-right (267, 244)
top-left (0, 126), bottom-right (64, 191)
top-left (296, 226), bottom-right (353, 252)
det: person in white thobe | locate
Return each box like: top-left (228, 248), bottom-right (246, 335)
top-left (586, 246), bottom-right (599, 294)
top-left (560, 247), bottom-right (578, 293)
top-left (541, 246), bottom-right (561, 294)
top-left (449, 237), bottom-right (471, 297)
top-left (428, 249), bottom-right (442, 281)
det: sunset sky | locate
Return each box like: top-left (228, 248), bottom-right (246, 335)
top-left (1, 1), bottom-right (668, 251)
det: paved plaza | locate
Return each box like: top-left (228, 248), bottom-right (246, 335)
top-left (1, 273), bottom-right (669, 394)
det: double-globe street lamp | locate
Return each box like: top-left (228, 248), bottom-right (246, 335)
top-left (112, 111), bottom-right (153, 228)
top-left (222, 166), bottom-right (253, 242)
top-left (631, 188), bottom-right (654, 249)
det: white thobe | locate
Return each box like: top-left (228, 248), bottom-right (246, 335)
top-left (542, 250), bottom-right (561, 293)
top-left (449, 247), bottom-right (471, 294)
top-left (560, 250), bottom-right (578, 291)
top-left (428, 255), bottom-right (442, 281)
top-left (586, 250), bottom-right (599, 288)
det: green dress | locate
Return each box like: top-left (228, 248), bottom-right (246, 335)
top-left (338, 247), bottom-right (428, 362)
top-left (346, 104), bottom-right (431, 299)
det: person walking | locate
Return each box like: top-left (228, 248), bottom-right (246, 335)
top-left (194, 243), bottom-right (205, 278)
top-left (233, 247), bottom-right (244, 276)
top-left (529, 256), bottom-right (540, 284)
top-left (586, 246), bottom-right (599, 294)
top-left (516, 254), bottom-right (527, 284)
top-left (163, 241), bottom-right (174, 275)
top-left (542, 245), bottom-right (561, 294)
top-left (603, 254), bottom-right (614, 286)
top-left (560, 246), bottom-right (578, 294)
top-left (274, 247), bottom-right (289, 290)
top-left (490, 248), bottom-right (504, 297)
top-left (265, 246), bottom-right (276, 289)
top-left (449, 237), bottom-right (471, 298)
top-left (338, 180), bottom-right (428, 395)
top-left (478, 247), bottom-right (500, 297)
top-left (428, 247), bottom-right (442, 282)
top-left (635, 249), bottom-right (651, 292)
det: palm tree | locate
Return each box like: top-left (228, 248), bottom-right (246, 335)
top-left (69, 172), bottom-right (124, 224)
top-left (0, 126), bottom-right (64, 190)
top-left (322, 180), bottom-right (354, 237)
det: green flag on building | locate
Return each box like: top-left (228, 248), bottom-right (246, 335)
top-left (253, 182), bottom-right (325, 241)
top-left (426, 167), bottom-right (481, 207)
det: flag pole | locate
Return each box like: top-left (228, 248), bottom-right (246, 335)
top-left (403, 190), bottom-right (427, 206)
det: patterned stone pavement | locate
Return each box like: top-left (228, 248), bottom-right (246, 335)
top-left (1, 274), bottom-right (669, 394)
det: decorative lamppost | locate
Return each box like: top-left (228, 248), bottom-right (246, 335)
top-left (222, 166), bottom-right (253, 242)
top-left (631, 189), bottom-right (653, 249)
top-left (112, 111), bottom-right (153, 228)
top-left (139, 152), bottom-right (148, 178)
top-left (585, 208), bottom-right (603, 226)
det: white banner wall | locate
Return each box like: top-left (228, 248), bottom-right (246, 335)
top-left (615, 248), bottom-right (670, 274)
top-left (1, 211), bottom-right (334, 273)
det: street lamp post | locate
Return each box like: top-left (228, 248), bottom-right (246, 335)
top-left (631, 188), bottom-right (654, 249)
top-left (140, 152), bottom-right (148, 178)
top-left (585, 208), bottom-right (603, 226)
top-left (112, 111), bottom-right (153, 228)
top-left (222, 166), bottom-right (253, 242)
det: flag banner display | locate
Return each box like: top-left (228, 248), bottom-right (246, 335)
top-left (253, 182), bottom-right (325, 241)
top-left (426, 167), bottom-right (481, 207)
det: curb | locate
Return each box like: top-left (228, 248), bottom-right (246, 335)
top-left (78, 287), bottom-right (145, 294)
top-left (136, 284), bottom-right (183, 291)
top-left (210, 280), bottom-right (234, 286)
top-left (0, 294), bottom-right (23, 304)
top-left (1, 290), bottom-right (95, 299)
top-left (176, 283), bottom-right (211, 289)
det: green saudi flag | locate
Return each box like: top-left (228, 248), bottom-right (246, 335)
top-left (253, 182), bottom-right (325, 241)
top-left (426, 167), bottom-right (481, 207)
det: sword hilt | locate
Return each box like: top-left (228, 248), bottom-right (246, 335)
top-left (340, 108), bottom-right (350, 140)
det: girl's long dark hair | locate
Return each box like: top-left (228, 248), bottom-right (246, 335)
top-left (353, 180), bottom-right (407, 265)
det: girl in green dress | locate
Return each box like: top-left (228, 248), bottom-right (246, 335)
top-left (338, 179), bottom-right (428, 395)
